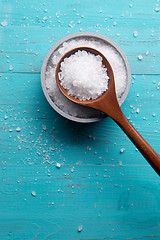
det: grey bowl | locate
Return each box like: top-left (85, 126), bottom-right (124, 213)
top-left (41, 32), bottom-right (131, 123)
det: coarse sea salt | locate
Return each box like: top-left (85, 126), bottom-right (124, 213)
top-left (1, 20), bottom-right (7, 26)
top-left (78, 225), bottom-right (83, 232)
top-left (45, 38), bottom-right (127, 118)
top-left (56, 162), bottom-right (61, 168)
top-left (58, 50), bottom-right (109, 101)
top-left (31, 191), bottom-right (36, 197)
top-left (16, 127), bottom-right (21, 132)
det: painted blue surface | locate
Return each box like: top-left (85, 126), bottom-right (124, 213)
top-left (0, 0), bottom-right (160, 239)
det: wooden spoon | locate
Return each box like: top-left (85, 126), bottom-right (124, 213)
top-left (55, 47), bottom-right (160, 176)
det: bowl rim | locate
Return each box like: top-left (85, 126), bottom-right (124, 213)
top-left (41, 32), bottom-right (131, 123)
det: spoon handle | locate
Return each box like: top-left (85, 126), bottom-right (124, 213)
top-left (113, 110), bottom-right (160, 176)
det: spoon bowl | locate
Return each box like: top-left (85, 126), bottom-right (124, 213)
top-left (56, 47), bottom-right (114, 106)
top-left (56, 47), bottom-right (160, 176)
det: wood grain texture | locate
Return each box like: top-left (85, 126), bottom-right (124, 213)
top-left (0, 0), bottom-right (160, 239)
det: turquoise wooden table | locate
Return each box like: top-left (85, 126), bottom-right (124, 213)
top-left (0, 0), bottom-right (160, 239)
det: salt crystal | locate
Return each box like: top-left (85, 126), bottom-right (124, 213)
top-left (136, 108), bottom-right (140, 113)
top-left (146, 50), bottom-right (149, 55)
top-left (78, 225), bottom-right (83, 232)
top-left (1, 20), bottom-right (7, 26)
top-left (31, 191), bottom-right (36, 197)
top-left (68, 24), bottom-right (73, 28)
top-left (133, 31), bottom-right (138, 38)
top-left (56, 162), bottom-right (61, 168)
top-left (16, 127), bottom-right (21, 132)
top-left (138, 55), bottom-right (143, 60)
top-left (43, 16), bottom-right (47, 21)
top-left (71, 167), bottom-right (74, 172)
top-left (9, 65), bottom-right (13, 71)
top-left (154, 7), bottom-right (159, 12)
top-left (120, 148), bottom-right (125, 153)
top-left (157, 82), bottom-right (160, 90)
top-left (42, 124), bottom-right (47, 130)
top-left (58, 50), bottom-right (109, 101)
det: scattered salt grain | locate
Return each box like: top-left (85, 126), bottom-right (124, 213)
top-left (138, 55), bottom-right (143, 60)
top-left (119, 161), bottom-right (122, 166)
top-left (31, 191), bottom-right (36, 197)
top-left (146, 50), bottom-right (149, 55)
top-left (78, 225), bottom-right (83, 232)
top-left (56, 162), bottom-right (61, 168)
top-left (154, 7), bottom-right (159, 12)
top-left (43, 16), bottom-right (47, 21)
top-left (16, 127), bottom-right (21, 132)
top-left (71, 167), bottom-right (74, 172)
top-left (136, 108), bottom-right (140, 113)
top-left (1, 20), bottom-right (7, 26)
top-left (120, 148), bottom-right (125, 153)
top-left (9, 65), bottom-right (13, 71)
top-left (157, 82), bottom-right (160, 90)
top-left (133, 31), bottom-right (138, 38)
top-left (59, 50), bottom-right (109, 101)
top-left (42, 124), bottom-right (47, 131)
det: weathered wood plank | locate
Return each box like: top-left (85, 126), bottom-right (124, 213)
top-left (0, 25), bottom-right (160, 74)
top-left (0, 0), bottom-right (160, 74)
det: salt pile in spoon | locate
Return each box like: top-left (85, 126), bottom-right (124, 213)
top-left (58, 50), bottom-right (109, 101)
